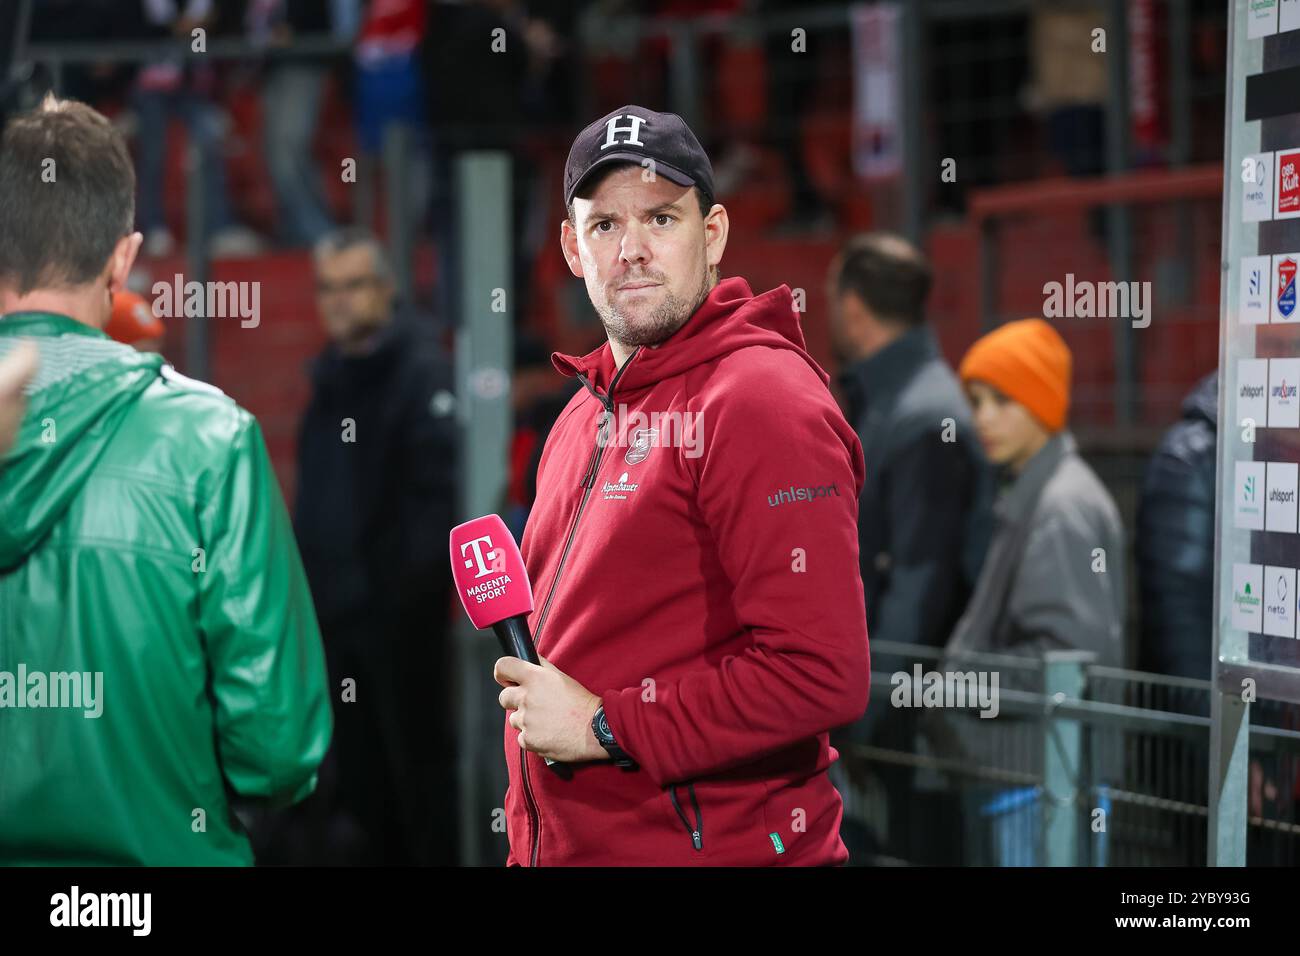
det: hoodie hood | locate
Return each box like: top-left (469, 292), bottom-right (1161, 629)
top-left (0, 312), bottom-right (163, 569)
top-left (551, 277), bottom-right (829, 402)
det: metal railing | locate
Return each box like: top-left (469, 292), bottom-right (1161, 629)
top-left (839, 640), bottom-right (1300, 866)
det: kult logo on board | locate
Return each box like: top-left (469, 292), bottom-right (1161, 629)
top-left (1277, 149), bottom-right (1300, 219)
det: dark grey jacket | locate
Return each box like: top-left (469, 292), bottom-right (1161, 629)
top-left (834, 326), bottom-right (992, 751)
top-left (924, 431), bottom-right (1127, 775)
top-left (839, 326), bottom-right (993, 652)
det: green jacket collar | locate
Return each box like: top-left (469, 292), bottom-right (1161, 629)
top-left (0, 311), bottom-right (108, 339)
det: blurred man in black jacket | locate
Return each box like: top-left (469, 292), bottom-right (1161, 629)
top-left (832, 234), bottom-right (992, 657)
top-left (1136, 371), bottom-right (1217, 681)
top-left (1131, 370), bottom-right (1217, 864)
top-left (291, 227), bottom-right (459, 865)
top-left (827, 232), bottom-right (992, 864)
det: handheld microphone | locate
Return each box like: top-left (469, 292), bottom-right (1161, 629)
top-left (450, 514), bottom-right (569, 777)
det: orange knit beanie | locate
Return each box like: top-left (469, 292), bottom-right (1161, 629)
top-left (958, 318), bottom-right (1072, 432)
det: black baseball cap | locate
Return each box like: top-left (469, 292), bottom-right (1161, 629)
top-left (564, 105), bottom-right (715, 209)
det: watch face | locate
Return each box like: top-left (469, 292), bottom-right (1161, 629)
top-left (596, 710), bottom-right (612, 740)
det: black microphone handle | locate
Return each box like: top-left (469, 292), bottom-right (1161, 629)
top-left (492, 616), bottom-right (540, 665)
top-left (491, 615), bottom-right (571, 778)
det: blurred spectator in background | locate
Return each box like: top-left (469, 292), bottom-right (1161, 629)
top-left (0, 342), bottom-right (37, 457)
top-left (950, 318), bottom-right (1125, 670)
top-left (132, 0), bottom-right (266, 257)
top-left (924, 318), bottom-right (1125, 864)
top-left (1025, 3), bottom-right (1108, 178)
top-left (827, 232), bottom-right (992, 864)
top-left (254, 0), bottom-right (358, 247)
top-left (1133, 369), bottom-right (1217, 866)
top-left (423, 0), bottom-right (572, 325)
top-left (352, 0), bottom-right (430, 238)
top-left (1136, 370), bottom-right (1217, 682)
top-left (832, 234), bottom-right (992, 661)
top-left (105, 289), bottom-right (166, 353)
top-left (1139, 374), bottom-right (1300, 844)
top-left (289, 227), bottom-right (459, 865)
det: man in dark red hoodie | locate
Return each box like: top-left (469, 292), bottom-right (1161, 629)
top-left (494, 105), bottom-right (870, 866)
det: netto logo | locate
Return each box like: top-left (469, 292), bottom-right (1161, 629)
top-left (1267, 574), bottom-right (1289, 619)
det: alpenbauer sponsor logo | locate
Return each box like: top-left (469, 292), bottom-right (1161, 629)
top-left (601, 471), bottom-right (640, 501)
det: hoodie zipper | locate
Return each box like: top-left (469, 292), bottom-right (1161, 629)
top-left (669, 783), bottom-right (704, 851)
top-left (519, 347), bottom-right (640, 867)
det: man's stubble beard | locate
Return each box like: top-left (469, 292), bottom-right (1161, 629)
top-left (597, 264), bottom-right (713, 351)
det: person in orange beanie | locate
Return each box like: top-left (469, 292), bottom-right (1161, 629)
top-left (105, 290), bottom-right (165, 354)
top-left (922, 317), bottom-right (1127, 865)
top-left (958, 316), bottom-right (1071, 467)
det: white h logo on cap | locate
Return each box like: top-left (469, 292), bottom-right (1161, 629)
top-left (601, 114), bottom-right (646, 150)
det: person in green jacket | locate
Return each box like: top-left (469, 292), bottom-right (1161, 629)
top-left (0, 94), bottom-right (332, 865)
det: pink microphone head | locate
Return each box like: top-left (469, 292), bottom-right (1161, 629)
top-left (449, 514), bottom-right (534, 629)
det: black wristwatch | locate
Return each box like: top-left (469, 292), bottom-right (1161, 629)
top-left (592, 705), bottom-right (637, 769)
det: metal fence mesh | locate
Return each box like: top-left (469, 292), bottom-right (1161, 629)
top-left (839, 642), bottom-right (1300, 866)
